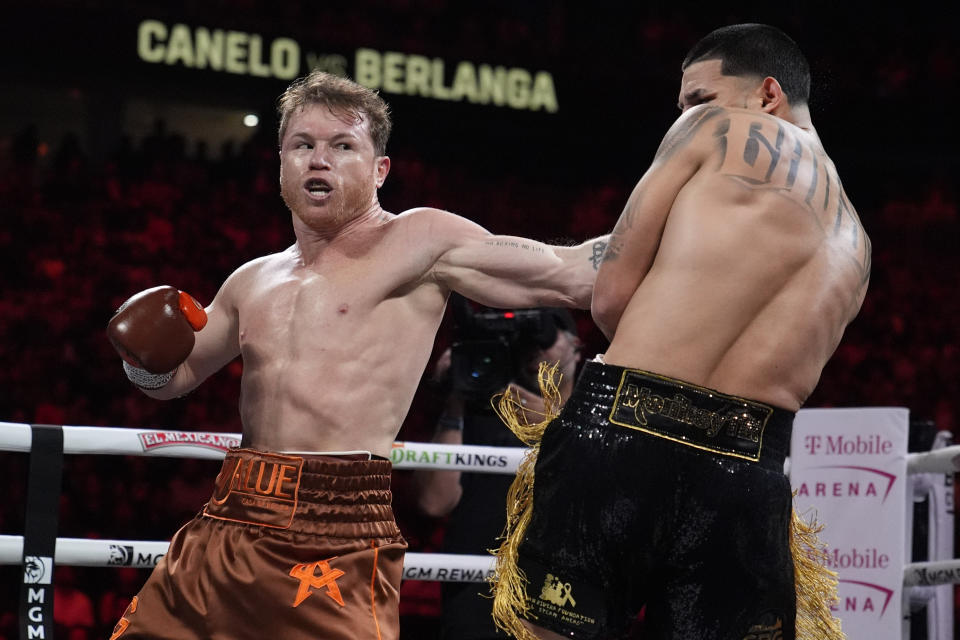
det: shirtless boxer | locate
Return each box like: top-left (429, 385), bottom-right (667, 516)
top-left (105, 70), bottom-right (607, 640)
top-left (492, 24), bottom-right (867, 640)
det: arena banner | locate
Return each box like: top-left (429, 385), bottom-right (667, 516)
top-left (790, 408), bottom-right (909, 639)
top-left (0, 11), bottom-right (561, 114)
top-left (133, 18), bottom-right (559, 112)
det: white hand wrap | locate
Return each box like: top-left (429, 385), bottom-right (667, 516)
top-left (122, 361), bottom-right (176, 390)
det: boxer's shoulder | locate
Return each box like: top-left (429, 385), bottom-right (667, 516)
top-left (400, 206), bottom-right (491, 238)
top-left (230, 252), bottom-right (284, 281)
top-left (392, 206), bottom-right (459, 229)
top-left (388, 206), bottom-right (487, 254)
top-left (216, 252), bottom-right (291, 303)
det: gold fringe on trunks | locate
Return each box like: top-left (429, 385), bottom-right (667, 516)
top-left (790, 505), bottom-right (846, 640)
top-left (489, 362), bottom-right (562, 640)
top-left (488, 362), bottom-right (845, 640)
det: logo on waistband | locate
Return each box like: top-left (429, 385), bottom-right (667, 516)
top-left (618, 384), bottom-right (762, 442)
top-left (203, 452), bottom-right (304, 529)
top-left (609, 370), bottom-right (774, 461)
top-left (540, 573), bottom-right (577, 608)
top-left (289, 558), bottom-right (346, 608)
top-left (211, 457), bottom-right (301, 502)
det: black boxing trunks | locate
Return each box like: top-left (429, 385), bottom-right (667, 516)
top-left (493, 361), bottom-right (804, 640)
top-left (110, 448), bottom-right (407, 640)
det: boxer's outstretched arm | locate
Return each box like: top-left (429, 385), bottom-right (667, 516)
top-left (141, 269), bottom-right (244, 400)
top-left (592, 105), bottom-right (720, 340)
top-left (430, 211), bottom-right (608, 310)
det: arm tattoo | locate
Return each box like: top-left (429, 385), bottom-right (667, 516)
top-left (484, 239), bottom-right (545, 253)
top-left (485, 239), bottom-right (521, 249)
top-left (601, 110), bottom-right (719, 266)
top-left (654, 106), bottom-right (724, 163)
top-left (589, 241), bottom-right (607, 270)
top-left (602, 240), bottom-right (622, 263)
top-left (601, 217), bottom-right (631, 265)
top-left (601, 185), bottom-right (647, 265)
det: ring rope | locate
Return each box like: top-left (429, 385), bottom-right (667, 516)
top-left (0, 422), bottom-right (526, 472)
top-left (906, 446), bottom-right (960, 474)
top-left (5, 534), bottom-right (959, 586)
top-left (903, 560), bottom-right (960, 587)
top-left (2, 422), bottom-right (957, 474)
top-left (0, 534), bottom-right (495, 581)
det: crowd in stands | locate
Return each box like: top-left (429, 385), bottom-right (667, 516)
top-left (0, 4), bottom-right (957, 638)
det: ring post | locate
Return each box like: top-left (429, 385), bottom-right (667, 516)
top-left (20, 424), bottom-right (65, 640)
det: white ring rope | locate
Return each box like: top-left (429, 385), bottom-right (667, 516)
top-left (903, 560), bottom-right (960, 587)
top-left (0, 422), bottom-right (526, 473)
top-left (4, 534), bottom-right (959, 587)
top-left (0, 535), bottom-right (495, 582)
top-left (906, 446), bottom-right (960, 474)
top-left (3, 422), bottom-right (959, 474)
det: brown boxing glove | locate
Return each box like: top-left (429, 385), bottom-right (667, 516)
top-left (107, 286), bottom-right (207, 381)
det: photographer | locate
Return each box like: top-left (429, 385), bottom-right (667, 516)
top-left (417, 300), bottom-right (582, 639)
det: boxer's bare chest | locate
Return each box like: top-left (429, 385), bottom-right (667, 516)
top-left (237, 225), bottom-right (440, 358)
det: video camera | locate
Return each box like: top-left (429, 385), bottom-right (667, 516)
top-left (448, 294), bottom-right (568, 402)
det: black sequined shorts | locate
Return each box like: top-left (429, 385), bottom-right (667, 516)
top-left (515, 361), bottom-right (797, 640)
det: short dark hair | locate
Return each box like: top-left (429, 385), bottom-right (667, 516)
top-left (277, 70), bottom-right (392, 155)
top-left (682, 24), bottom-right (810, 105)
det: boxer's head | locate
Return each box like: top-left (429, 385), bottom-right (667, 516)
top-left (277, 71), bottom-right (392, 228)
top-left (278, 71), bottom-right (391, 155)
top-left (678, 24), bottom-right (810, 115)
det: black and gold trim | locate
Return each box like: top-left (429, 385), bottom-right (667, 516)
top-left (490, 360), bottom-right (842, 640)
top-left (609, 368), bottom-right (774, 462)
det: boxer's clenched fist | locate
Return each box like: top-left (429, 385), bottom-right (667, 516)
top-left (107, 286), bottom-right (207, 388)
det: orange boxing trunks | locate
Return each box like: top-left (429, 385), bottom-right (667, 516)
top-left (110, 448), bottom-right (407, 640)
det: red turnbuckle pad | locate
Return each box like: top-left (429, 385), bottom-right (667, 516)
top-left (178, 291), bottom-right (208, 331)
